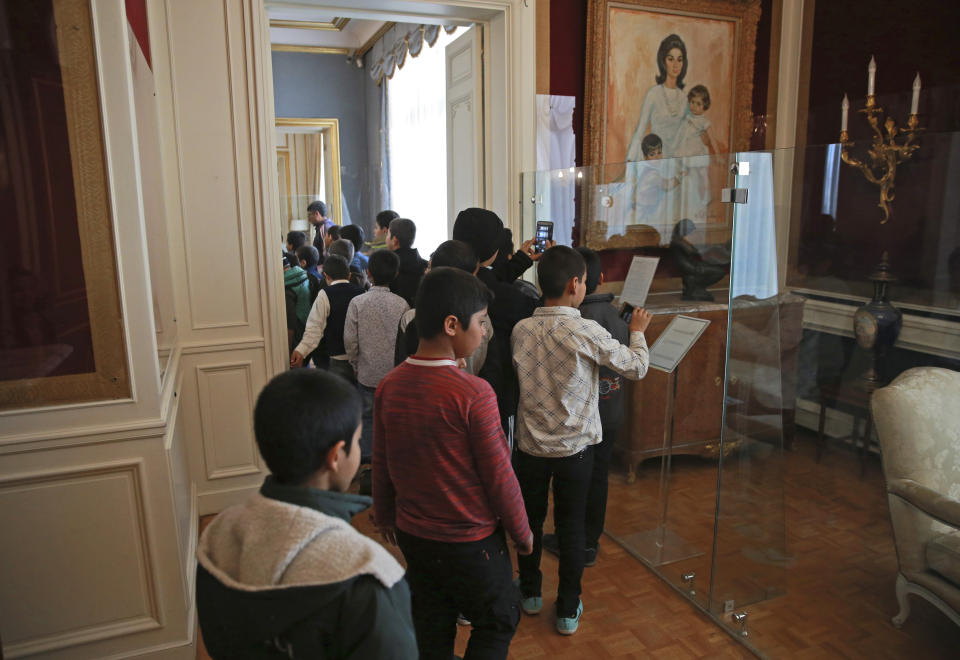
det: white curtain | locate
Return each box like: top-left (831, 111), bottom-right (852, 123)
top-left (730, 151), bottom-right (779, 300)
top-left (386, 28), bottom-right (457, 257)
top-left (535, 95), bottom-right (576, 245)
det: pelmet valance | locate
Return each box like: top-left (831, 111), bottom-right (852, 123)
top-left (369, 24), bottom-right (457, 85)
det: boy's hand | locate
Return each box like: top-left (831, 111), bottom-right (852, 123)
top-left (515, 531), bottom-right (534, 556)
top-left (290, 350), bottom-right (304, 368)
top-left (629, 308), bottom-right (652, 333)
top-left (526, 239), bottom-right (556, 261)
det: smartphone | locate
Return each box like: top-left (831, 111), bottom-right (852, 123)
top-left (620, 302), bottom-right (635, 323)
top-left (534, 220), bottom-right (554, 253)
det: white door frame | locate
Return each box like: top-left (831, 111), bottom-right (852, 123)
top-left (256, 0), bottom-right (536, 231)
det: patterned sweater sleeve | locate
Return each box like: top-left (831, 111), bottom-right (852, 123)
top-left (468, 383), bottom-right (531, 544)
top-left (591, 324), bottom-right (650, 381)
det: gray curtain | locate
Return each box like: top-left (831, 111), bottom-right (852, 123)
top-left (380, 81), bottom-right (391, 209)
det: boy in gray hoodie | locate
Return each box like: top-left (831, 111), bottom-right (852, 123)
top-left (196, 369), bottom-right (417, 659)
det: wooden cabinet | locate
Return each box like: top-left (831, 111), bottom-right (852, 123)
top-left (618, 293), bottom-right (805, 482)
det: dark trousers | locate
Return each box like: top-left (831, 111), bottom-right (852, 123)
top-left (327, 357), bottom-right (355, 384)
top-left (585, 428), bottom-right (616, 549)
top-left (515, 446), bottom-right (594, 617)
top-left (398, 529), bottom-right (520, 660)
top-left (357, 384), bottom-right (375, 461)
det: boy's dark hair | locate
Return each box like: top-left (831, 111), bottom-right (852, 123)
top-left (340, 225), bottom-right (364, 252)
top-left (368, 249), bottom-right (400, 285)
top-left (576, 246), bottom-right (602, 295)
top-left (688, 84), bottom-right (710, 110)
top-left (431, 239), bottom-right (477, 273)
top-left (286, 231), bottom-right (307, 251)
top-left (538, 245), bottom-right (586, 299)
top-left (322, 254), bottom-right (350, 281)
top-left (641, 134), bottom-right (663, 158)
top-left (296, 245), bottom-right (320, 269)
top-left (328, 238), bottom-right (355, 263)
top-left (376, 209), bottom-right (399, 230)
top-left (388, 218), bottom-right (416, 249)
top-left (307, 200), bottom-right (327, 216)
top-left (326, 225), bottom-right (341, 242)
top-left (254, 369), bottom-right (361, 485)
top-left (416, 267), bottom-right (490, 339)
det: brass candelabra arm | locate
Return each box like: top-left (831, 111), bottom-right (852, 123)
top-left (839, 101), bottom-right (923, 224)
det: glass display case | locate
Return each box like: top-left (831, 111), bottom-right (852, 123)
top-left (521, 136), bottom-right (960, 654)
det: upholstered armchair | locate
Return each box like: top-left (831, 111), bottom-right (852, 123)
top-left (871, 367), bottom-right (960, 629)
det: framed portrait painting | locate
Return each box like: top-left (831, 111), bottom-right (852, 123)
top-left (583, 0), bottom-right (761, 249)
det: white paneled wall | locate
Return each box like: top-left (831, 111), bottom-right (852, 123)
top-left (149, 0), bottom-right (283, 515)
top-left (0, 0), bottom-right (280, 657)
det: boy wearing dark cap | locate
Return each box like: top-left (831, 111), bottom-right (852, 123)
top-left (452, 207), bottom-right (540, 432)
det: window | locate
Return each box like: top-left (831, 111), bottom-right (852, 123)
top-left (387, 28), bottom-right (457, 257)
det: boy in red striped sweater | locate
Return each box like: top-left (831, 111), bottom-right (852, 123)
top-left (373, 267), bottom-right (533, 660)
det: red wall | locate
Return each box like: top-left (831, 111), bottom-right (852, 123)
top-left (791, 0), bottom-right (960, 306)
top-left (125, 0), bottom-right (151, 68)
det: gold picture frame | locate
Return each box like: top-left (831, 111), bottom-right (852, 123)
top-left (582, 0), bottom-right (761, 249)
top-left (275, 118), bottom-right (342, 228)
top-left (0, 0), bottom-right (129, 410)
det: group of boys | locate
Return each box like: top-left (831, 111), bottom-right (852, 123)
top-left (199, 206), bottom-right (653, 659)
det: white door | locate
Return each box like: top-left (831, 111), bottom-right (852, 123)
top-left (445, 25), bottom-right (484, 234)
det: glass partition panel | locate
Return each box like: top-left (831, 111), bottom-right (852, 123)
top-left (521, 151), bottom-right (741, 613)
top-left (710, 153), bottom-right (788, 631)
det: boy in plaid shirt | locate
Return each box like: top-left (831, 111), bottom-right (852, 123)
top-left (511, 246), bottom-right (651, 635)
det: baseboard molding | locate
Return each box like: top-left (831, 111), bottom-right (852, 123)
top-left (198, 484), bottom-right (260, 516)
top-left (796, 397), bottom-right (859, 438)
top-left (99, 636), bottom-right (196, 660)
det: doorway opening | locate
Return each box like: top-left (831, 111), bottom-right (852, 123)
top-left (264, 1), bottom-right (524, 258)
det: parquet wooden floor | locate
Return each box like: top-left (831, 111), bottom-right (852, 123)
top-left (197, 431), bottom-right (960, 658)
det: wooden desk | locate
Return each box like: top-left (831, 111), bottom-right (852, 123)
top-left (619, 293), bottom-right (805, 482)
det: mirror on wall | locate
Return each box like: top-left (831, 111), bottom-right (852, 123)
top-left (275, 118), bottom-right (343, 244)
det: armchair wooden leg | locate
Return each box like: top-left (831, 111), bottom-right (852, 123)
top-left (892, 573), bottom-right (911, 628)
top-left (626, 462), bottom-right (637, 484)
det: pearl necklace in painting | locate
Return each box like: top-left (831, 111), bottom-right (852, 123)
top-left (661, 85), bottom-right (685, 117)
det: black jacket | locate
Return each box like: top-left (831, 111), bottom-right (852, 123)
top-left (580, 292), bottom-right (630, 430)
top-left (197, 478), bottom-right (417, 660)
top-left (389, 247), bottom-right (428, 307)
top-left (476, 267), bottom-right (538, 422)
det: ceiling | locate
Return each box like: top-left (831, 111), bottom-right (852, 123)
top-left (266, 4), bottom-right (390, 55)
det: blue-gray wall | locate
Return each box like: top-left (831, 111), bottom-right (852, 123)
top-left (272, 51), bottom-right (377, 236)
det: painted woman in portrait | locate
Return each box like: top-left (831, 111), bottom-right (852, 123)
top-left (625, 34), bottom-right (690, 161)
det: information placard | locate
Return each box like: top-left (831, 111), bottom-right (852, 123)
top-left (649, 315), bottom-right (711, 373)
top-left (620, 256), bottom-right (659, 307)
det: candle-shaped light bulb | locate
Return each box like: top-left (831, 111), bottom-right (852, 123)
top-left (911, 73), bottom-right (921, 115)
top-left (868, 56), bottom-right (876, 96)
top-left (841, 94), bottom-right (849, 132)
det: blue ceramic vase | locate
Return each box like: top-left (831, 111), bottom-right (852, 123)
top-left (853, 253), bottom-right (902, 384)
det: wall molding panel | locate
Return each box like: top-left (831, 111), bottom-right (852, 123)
top-left (196, 360), bottom-right (262, 481)
top-left (799, 293), bottom-right (960, 360)
top-left (0, 461), bottom-right (161, 657)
